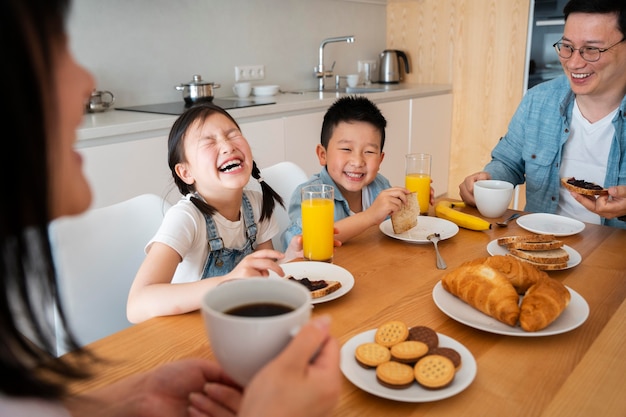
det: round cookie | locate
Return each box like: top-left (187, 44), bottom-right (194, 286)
top-left (407, 325), bottom-right (439, 350)
top-left (429, 346), bottom-right (462, 369)
top-left (414, 354), bottom-right (455, 389)
top-left (390, 340), bottom-right (429, 364)
top-left (355, 342), bottom-right (391, 368)
top-left (376, 361), bottom-right (415, 389)
top-left (375, 320), bottom-right (409, 347)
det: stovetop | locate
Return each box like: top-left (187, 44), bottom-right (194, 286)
top-left (116, 97), bottom-right (276, 116)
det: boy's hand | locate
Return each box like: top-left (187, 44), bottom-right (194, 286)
top-left (367, 187), bottom-right (412, 225)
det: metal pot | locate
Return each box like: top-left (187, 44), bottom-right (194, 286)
top-left (175, 74), bottom-right (220, 104)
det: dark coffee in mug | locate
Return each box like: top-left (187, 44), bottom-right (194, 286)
top-left (225, 302), bottom-right (294, 317)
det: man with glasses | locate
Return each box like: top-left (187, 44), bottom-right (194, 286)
top-left (459, 0), bottom-right (626, 227)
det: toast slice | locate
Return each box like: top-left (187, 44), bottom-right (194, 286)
top-left (506, 255), bottom-right (568, 271)
top-left (505, 240), bottom-right (564, 251)
top-left (497, 234), bottom-right (556, 246)
top-left (508, 247), bottom-right (570, 265)
top-left (287, 276), bottom-right (342, 299)
top-left (391, 192), bottom-right (419, 234)
top-left (561, 177), bottom-right (609, 196)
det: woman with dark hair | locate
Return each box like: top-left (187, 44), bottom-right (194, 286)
top-left (0, 0), bottom-right (340, 415)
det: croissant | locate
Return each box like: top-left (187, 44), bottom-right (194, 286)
top-left (520, 278), bottom-right (570, 331)
top-left (441, 264), bottom-right (520, 326)
top-left (443, 256), bottom-right (571, 332)
top-left (466, 255), bottom-right (548, 294)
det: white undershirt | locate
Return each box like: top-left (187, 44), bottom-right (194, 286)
top-left (557, 100), bottom-right (616, 224)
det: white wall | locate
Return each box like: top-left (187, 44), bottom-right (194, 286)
top-left (68, 0), bottom-right (386, 107)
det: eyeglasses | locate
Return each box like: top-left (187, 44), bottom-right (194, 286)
top-left (553, 37), bottom-right (625, 62)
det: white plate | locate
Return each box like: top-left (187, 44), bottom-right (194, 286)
top-left (268, 261), bottom-right (354, 304)
top-left (340, 329), bottom-right (477, 402)
top-left (486, 239), bottom-right (582, 270)
top-left (379, 216), bottom-right (459, 244)
top-left (517, 213), bottom-right (585, 236)
top-left (432, 281), bottom-right (589, 336)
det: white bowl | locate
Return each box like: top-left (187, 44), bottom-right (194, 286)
top-left (252, 85), bottom-right (280, 97)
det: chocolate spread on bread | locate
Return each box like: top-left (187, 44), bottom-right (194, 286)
top-left (565, 177), bottom-right (605, 191)
top-left (289, 277), bottom-right (328, 291)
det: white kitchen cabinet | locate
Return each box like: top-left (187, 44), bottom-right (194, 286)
top-left (377, 100), bottom-right (411, 187)
top-left (283, 111), bottom-right (326, 177)
top-left (409, 93), bottom-right (453, 197)
top-left (79, 135), bottom-right (177, 209)
top-left (239, 118), bottom-right (286, 170)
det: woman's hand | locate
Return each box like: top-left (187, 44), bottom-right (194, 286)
top-left (238, 315), bottom-right (341, 417)
top-left (67, 359), bottom-right (243, 417)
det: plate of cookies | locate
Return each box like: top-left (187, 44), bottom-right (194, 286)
top-left (340, 321), bottom-right (477, 402)
top-left (379, 216), bottom-right (459, 244)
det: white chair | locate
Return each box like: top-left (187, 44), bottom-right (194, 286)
top-left (259, 161), bottom-right (309, 251)
top-left (49, 194), bottom-right (170, 356)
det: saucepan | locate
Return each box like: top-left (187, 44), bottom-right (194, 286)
top-left (175, 74), bottom-right (220, 104)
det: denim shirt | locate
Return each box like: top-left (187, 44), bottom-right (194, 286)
top-left (281, 167), bottom-right (391, 248)
top-left (484, 75), bottom-right (626, 229)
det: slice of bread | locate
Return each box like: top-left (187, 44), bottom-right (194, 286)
top-left (561, 177), bottom-right (609, 196)
top-left (287, 276), bottom-right (342, 299)
top-left (391, 192), bottom-right (419, 234)
top-left (310, 280), bottom-right (342, 299)
top-left (497, 234), bottom-right (556, 246)
top-left (505, 240), bottom-right (564, 251)
top-left (506, 254), bottom-right (568, 271)
top-left (508, 247), bottom-right (570, 265)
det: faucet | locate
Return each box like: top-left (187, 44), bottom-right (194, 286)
top-left (315, 35), bottom-right (355, 91)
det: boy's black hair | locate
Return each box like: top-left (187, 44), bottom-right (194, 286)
top-left (320, 96), bottom-right (387, 150)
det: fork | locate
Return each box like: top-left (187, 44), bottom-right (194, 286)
top-left (427, 233), bottom-right (447, 270)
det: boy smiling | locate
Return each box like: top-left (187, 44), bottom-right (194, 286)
top-left (283, 96), bottom-right (417, 246)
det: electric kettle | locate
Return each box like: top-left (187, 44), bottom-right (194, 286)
top-left (379, 50), bottom-right (410, 83)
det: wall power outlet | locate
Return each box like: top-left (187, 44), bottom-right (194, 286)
top-left (235, 65), bottom-right (265, 82)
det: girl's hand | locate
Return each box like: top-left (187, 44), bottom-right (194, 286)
top-left (228, 249), bottom-right (285, 278)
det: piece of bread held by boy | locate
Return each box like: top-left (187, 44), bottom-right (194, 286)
top-left (391, 192), bottom-right (419, 234)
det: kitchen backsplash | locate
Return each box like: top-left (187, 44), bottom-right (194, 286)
top-left (68, 0), bottom-right (386, 107)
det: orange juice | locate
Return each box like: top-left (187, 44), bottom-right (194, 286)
top-left (302, 198), bottom-right (334, 261)
top-left (405, 173), bottom-right (431, 214)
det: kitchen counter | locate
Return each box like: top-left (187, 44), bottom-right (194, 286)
top-left (77, 83), bottom-right (452, 147)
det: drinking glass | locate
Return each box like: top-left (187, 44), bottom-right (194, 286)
top-left (301, 184), bottom-right (334, 262)
top-left (405, 153), bottom-right (432, 214)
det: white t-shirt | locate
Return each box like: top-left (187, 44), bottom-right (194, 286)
top-left (558, 100), bottom-right (617, 224)
top-left (147, 190), bottom-right (279, 283)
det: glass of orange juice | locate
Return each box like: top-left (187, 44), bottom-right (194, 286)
top-left (301, 184), bottom-right (334, 262)
top-left (405, 153), bottom-right (431, 214)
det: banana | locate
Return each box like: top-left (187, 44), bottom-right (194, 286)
top-left (435, 201), bottom-right (492, 231)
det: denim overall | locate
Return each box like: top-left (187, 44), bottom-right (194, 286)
top-left (200, 194), bottom-right (257, 278)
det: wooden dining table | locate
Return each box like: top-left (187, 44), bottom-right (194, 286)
top-left (64, 204), bottom-right (626, 416)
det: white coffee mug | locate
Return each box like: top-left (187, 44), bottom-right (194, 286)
top-left (202, 278), bottom-right (311, 386)
top-left (232, 82), bottom-right (252, 98)
top-left (347, 74), bottom-right (360, 88)
top-left (474, 180), bottom-right (514, 218)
